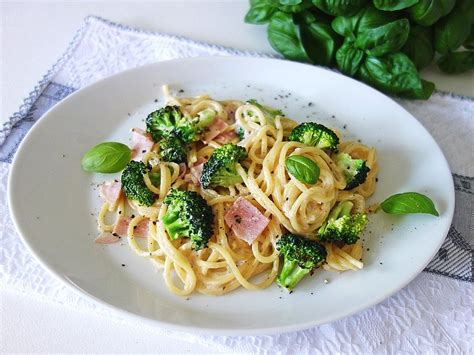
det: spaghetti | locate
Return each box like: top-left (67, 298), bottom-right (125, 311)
top-left (96, 86), bottom-right (378, 296)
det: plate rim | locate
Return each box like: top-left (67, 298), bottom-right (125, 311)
top-left (7, 55), bottom-right (455, 335)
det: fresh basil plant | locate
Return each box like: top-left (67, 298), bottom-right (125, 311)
top-left (245, 0), bottom-right (474, 101)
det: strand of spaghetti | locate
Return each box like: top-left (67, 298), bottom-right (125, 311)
top-left (154, 205), bottom-right (196, 295)
top-left (208, 242), bottom-right (277, 290)
top-left (334, 245), bottom-right (364, 269)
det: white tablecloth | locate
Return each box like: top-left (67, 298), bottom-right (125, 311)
top-left (1, 15), bottom-right (473, 353)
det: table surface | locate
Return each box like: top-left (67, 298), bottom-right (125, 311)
top-left (1, 1), bottom-right (473, 353)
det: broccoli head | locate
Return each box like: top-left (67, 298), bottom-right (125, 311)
top-left (276, 234), bottom-right (327, 291)
top-left (334, 152), bottom-right (370, 190)
top-left (246, 99), bottom-right (283, 122)
top-left (146, 105), bottom-right (183, 141)
top-left (175, 108), bottom-right (217, 143)
top-left (162, 189), bottom-right (214, 250)
top-left (121, 161), bottom-right (156, 206)
top-left (318, 201), bottom-right (368, 245)
top-left (158, 135), bottom-right (188, 164)
top-left (289, 122), bottom-right (339, 150)
top-left (200, 144), bottom-right (247, 189)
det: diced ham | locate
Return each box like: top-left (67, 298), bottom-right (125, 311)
top-left (214, 130), bottom-right (237, 144)
top-left (225, 104), bottom-right (237, 123)
top-left (131, 128), bottom-right (154, 161)
top-left (99, 180), bottom-right (122, 206)
top-left (190, 163), bottom-right (204, 185)
top-left (113, 216), bottom-right (149, 238)
top-left (178, 163), bottom-right (187, 180)
top-left (94, 232), bottom-right (120, 244)
top-left (202, 118), bottom-right (228, 144)
top-left (224, 197), bottom-right (270, 245)
top-left (194, 156), bottom-right (207, 165)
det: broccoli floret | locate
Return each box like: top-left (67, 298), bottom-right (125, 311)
top-left (318, 201), bottom-right (368, 245)
top-left (334, 152), bottom-right (370, 190)
top-left (200, 144), bottom-right (247, 188)
top-left (289, 122), bottom-right (339, 150)
top-left (236, 127), bottom-right (245, 140)
top-left (176, 108), bottom-right (217, 142)
top-left (121, 161), bottom-right (156, 206)
top-left (247, 99), bottom-right (283, 122)
top-left (158, 135), bottom-right (188, 163)
top-left (162, 189), bottom-right (214, 250)
top-left (146, 106), bottom-right (183, 141)
top-left (276, 234), bottom-right (327, 291)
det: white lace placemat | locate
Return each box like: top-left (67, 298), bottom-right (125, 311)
top-left (1, 16), bottom-right (473, 353)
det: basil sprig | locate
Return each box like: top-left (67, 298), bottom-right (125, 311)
top-left (82, 142), bottom-right (131, 173)
top-left (285, 155), bottom-right (320, 184)
top-left (380, 192), bottom-right (439, 216)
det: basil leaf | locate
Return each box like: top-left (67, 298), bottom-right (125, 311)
top-left (381, 192), bottom-right (439, 216)
top-left (464, 27), bottom-right (474, 50)
top-left (245, 0), bottom-right (278, 24)
top-left (268, 11), bottom-right (310, 61)
top-left (437, 51), bottom-right (474, 74)
top-left (285, 155), bottom-right (320, 184)
top-left (278, 0), bottom-right (312, 13)
top-left (409, 0), bottom-right (455, 27)
top-left (280, 0), bottom-right (302, 4)
top-left (299, 11), bottom-right (341, 66)
top-left (336, 38), bottom-right (365, 76)
top-left (373, 0), bottom-right (419, 11)
top-left (356, 19), bottom-right (410, 57)
top-left (358, 53), bottom-right (422, 95)
top-left (434, 8), bottom-right (471, 55)
top-left (332, 7), bottom-right (396, 38)
top-left (82, 142), bottom-right (131, 173)
top-left (458, 0), bottom-right (474, 23)
top-left (312, 0), bottom-right (368, 17)
top-left (401, 25), bottom-right (434, 70)
top-left (401, 79), bottom-right (435, 100)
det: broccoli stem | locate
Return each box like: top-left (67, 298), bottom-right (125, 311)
top-left (329, 201), bottom-right (353, 220)
top-left (196, 109), bottom-right (216, 128)
top-left (162, 209), bottom-right (188, 240)
top-left (277, 259), bottom-right (311, 290)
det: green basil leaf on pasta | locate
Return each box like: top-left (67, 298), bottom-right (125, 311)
top-left (285, 155), bottom-right (320, 184)
top-left (380, 192), bottom-right (439, 216)
top-left (82, 142), bottom-right (131, 173)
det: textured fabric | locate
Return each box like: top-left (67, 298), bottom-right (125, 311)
top-left (1, 15), bottom-right (473, 353)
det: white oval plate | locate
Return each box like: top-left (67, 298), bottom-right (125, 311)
top-left (8, 57), bottom-right (454, 335)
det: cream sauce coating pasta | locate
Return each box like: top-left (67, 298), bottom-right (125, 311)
top-left (97, 86), bottom-right (378, 296)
